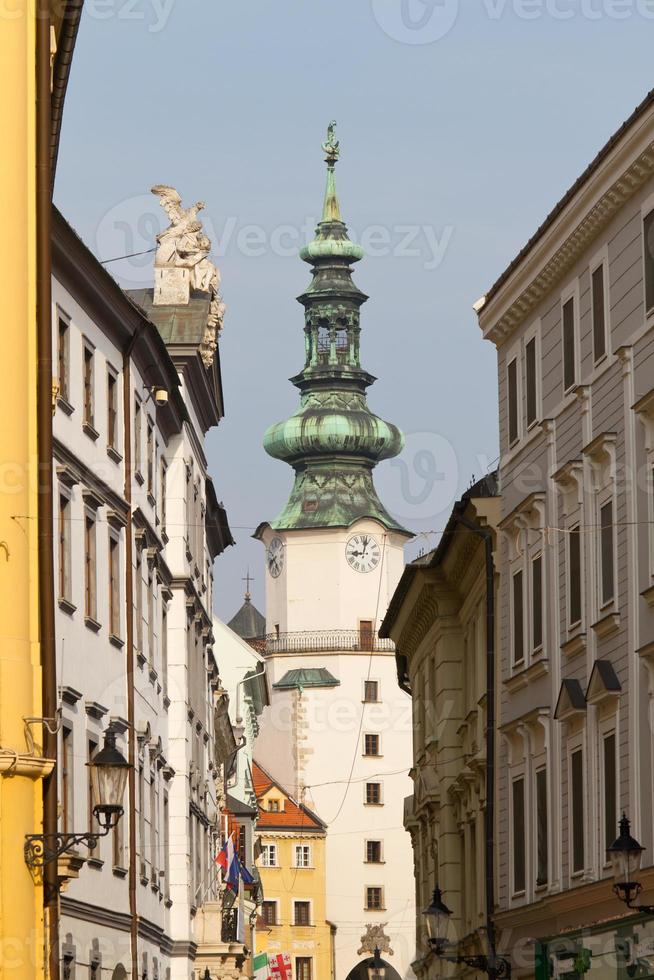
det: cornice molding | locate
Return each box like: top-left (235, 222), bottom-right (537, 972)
top-left (482, 143), bottom-right (654, 345)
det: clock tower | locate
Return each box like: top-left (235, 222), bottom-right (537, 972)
top-left (255, 124), bottom-right (416, 980)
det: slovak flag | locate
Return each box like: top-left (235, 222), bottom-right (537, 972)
top-left (216, 834), bottom-right (255, 892)
top-left (216, 834), bottom-right (240, 892)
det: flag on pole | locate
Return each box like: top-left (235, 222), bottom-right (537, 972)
top-left (215, 833), bottom-right (240, 892)
top-left (253, 953), bottom-right (270, 980)
top-left (269, 952), bottom-right (293, 980)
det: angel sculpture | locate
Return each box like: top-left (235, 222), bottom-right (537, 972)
top-left (322, 119), bottom-right (340, 167)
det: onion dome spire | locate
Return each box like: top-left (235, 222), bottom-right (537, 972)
top-left (263, 123), bottom-right (409, 535)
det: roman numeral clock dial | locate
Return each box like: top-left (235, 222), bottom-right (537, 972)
top-left (345, 534), bottom-right (381, 573)
top-left (266, 536), bottom-right (285, 578)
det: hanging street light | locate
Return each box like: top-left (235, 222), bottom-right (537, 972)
top-left (422, 887), bottom-right (512, 978)
top-left (24, 725), bottom-right (129, 868)
top-left (367, 947), bottom-right (386, 980)
top-left (609, 813), bottom-right (654, 914)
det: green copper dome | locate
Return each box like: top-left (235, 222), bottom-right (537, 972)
top-left (263, 122), bottom-right (409, 536)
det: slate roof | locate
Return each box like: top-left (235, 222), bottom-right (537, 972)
top-left (252, 761), bottom-right (325, 831)
top-left (126, 288), bottom-right (213, 345)
top-left (272, 668), bottom-right (340, 691)
top-left (227, 596), bottom-right (266, 640)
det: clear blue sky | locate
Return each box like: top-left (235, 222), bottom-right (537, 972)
top-left (56, 0), bottom-right (654, 620)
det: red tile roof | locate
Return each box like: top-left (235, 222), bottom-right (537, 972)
top-left (252, 760), bottom-right (325, 831)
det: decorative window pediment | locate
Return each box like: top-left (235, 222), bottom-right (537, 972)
top-left (634, 388), bottom-right (654, 452)
top-left (499, 492), bottom-right (546, 559)
top-left (582, 431), bottom-right (617, 491)
top-left (585, 659), bottom-right (621, 705)
top-left (554, 678), bottom-right (587, 721)
top-left (553, 460), bottom-right (584, 517)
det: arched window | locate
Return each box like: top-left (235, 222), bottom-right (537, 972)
top-left (335, 325), bottom-right (349, 363)
top-left (316, 323), bottom-right (330, 362)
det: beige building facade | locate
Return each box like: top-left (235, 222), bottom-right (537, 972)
top-left (476, 88), bottom-right (654, 977)
top-left (380, 477), bottom-right (500, 979)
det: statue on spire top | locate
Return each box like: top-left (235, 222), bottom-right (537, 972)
top-left (322, 120), bottom-right (340, 168)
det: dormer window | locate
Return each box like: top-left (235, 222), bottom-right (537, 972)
top-left (268, 799), bottom-right (281, 813)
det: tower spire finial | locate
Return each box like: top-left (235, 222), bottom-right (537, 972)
top-left (320, 121), bottom-right (342, 224)
top-left (242, 569), bottom-right (254, 601)
top-left (322, 120), bottom-right (340, 169)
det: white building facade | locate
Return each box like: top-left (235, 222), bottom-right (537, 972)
top-left (52, 197), bottom-right (241, 980)
top-left (254, 129), bottom-right (416, 980)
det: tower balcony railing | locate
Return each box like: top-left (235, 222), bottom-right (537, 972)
top-left (263, 629), bottom-right (395, 655)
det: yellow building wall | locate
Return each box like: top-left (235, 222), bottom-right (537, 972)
top-left (257, 833), bottom-right (334, 980)
top-left (0, 5), bottom-right (49, 978)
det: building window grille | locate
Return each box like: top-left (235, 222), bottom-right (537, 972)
top-left (366, 840), bottom-right (382, 863)
top-left (365, 783), bottom-right (381, 805)
top-left (294, 901), bottom-right (311, 926)
top-left (364, 734), bottom-right (380, 757)
top-left (262, 901), bottom-right (277, 926)
top-left (296, 958), bottom-right (312, 980)
top-left (365, 887), bottom-right (383, 911)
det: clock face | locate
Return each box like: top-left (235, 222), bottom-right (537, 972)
top-left (345, 534), bottom-right (381, 574)
top-left (267, 537), bottom-right (285, 578)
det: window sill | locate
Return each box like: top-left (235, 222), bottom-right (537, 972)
top-left (140, 874), bottom-right (149, 886)
top-left (364, 908), bottom-right (386, 914)
top-left (641, 584), bottom-right (654, 608)
top-left (164, 897), bottom-right (173, 908)
top-left (561, 631), bottom-right (586, 658)
top-left (504, 657), bottom-right (549, 694)
top-left (149, 667), bottom-right (158, 685)
top-left (363, 755), bottom-right (383, 760)
top-left (364, 861), bottom-right (386, 865)
top-left (57, 396), bottom-right (75, 417)
top-left (147, 492), bottom-right (156, 509)
top-left (82, 421), bottom-right (100, 442)
top-left (364, 803), bottom-right (384, 808)
top-left (109, 633), bottom-right (125, 650)
top-left (591, 610), bottom-right (620, 639)
top-left (107, 445), bottom-right (123, 464)
top-left (134, 470), bottom-right (144, 486)
top-left (87, 857), bottom-right (104, 870)
top-left (113, 866), bottom-right (128, 879)
top-left (84, 615), bottom-right (101, 633)
top-left (163, 695), bottom-right (171, 710)
top-left (58, 597), bottom-right (76, 617)
top-left (136, 650), bottom-right (147, 669)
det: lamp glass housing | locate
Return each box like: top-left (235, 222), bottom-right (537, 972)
top-left (89, 729), bottom-right (129, 829)
top-left (423, 888), bottom-right (453, 947)
top-left (367, 948), bottom-right (386, 980)
top-left (608, 814), bottom-right (644, 886)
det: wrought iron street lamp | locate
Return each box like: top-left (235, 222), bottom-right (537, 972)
top-left (422, 888), bottom-right (512, 978)
top-left (367, 947), bottom-right (386, 980)
top-left (609, 813), bottom-right (654, 914)
top-left (24, 726), bottom-right (129, 869)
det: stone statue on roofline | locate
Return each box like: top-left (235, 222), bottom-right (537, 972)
top-left (150, 185), bottom-right (225, 367)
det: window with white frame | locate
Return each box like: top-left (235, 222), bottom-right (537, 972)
top-left (512, 569), bottom-right (525, 667)
top-left (590, 253), bottom-right (609, 363)
top-left (107, 366), bottom-right (119, 454)
top-left (82, 339), bottom-right (95, 431)
top-left (84, 509), bottom-right (97, 623)
top-left (569, 745), bottom-right (585, 876)
top-left (531, 553), bottom-right (543, 654)
top-left (643, 208), bottom-right (654, 314)
top-left (567, 525), bottom-right (582, 629)
top-left (294, 845), bottom-right (311, 868)
top-left (294, 900), bottom-right (311, 925)
top-left (261, 900), bottom-right (278, 926)
top-left (108, 529), bottom-right (121, 639)
top-left (512, 776), bottom-right (526, 895)
top-left (561, 290), bottom-right (578, 393)
top-left (601, 728), bottom-right (617, 861)
top-left (507, 354), bottom-right (520, 447)
top-left (535, 767), bottom-right (548, 887)
top-left (57, 310), bottom-right (70, 405)
top-left (261, 844), bottom-right (277, 867)
top-left (58, 488), bottom-right (72, 605)
top-left (524, 324), bottom-right (541, 429)
top-left (599, 498), bottom-right (615, 609)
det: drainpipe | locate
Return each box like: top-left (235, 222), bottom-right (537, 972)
top-left (36, 2), bottom-right (59, 977)
top-left (123, 328), bottom-right (143, 980)
top-left (452, 513), bottom-right (501, 976)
